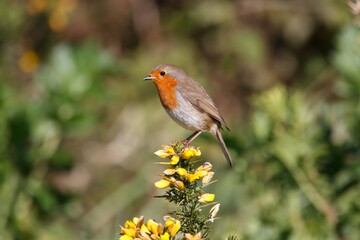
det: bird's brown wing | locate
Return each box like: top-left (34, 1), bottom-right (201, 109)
top-left (178, 78), bottom-right (228, 130)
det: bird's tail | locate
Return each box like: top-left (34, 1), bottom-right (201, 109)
top-left (215, 128), bottom-right (233, 167)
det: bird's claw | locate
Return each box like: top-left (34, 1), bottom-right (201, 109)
top-left (179, 139), bottom-right (190, 154)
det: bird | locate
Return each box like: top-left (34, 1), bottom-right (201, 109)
top-left (144, 64), bottom-right (233, 167)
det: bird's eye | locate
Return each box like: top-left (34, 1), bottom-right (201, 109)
top-left (160, 71), bottom-right (166, 76)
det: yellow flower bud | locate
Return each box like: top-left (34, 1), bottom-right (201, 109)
top-left (157, 222), bottom-right (164, 235)
top-left (136, 216), bottom-right (144, 227)
top-left (174, 180), bottom-right (185, 190)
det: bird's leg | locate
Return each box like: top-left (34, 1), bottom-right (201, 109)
top-left (183, 131), bottom-right (202, 148)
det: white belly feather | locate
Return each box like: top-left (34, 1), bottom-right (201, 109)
top-left (164, 92), bottom-right (212, 132)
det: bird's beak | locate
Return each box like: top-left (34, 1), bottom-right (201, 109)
top-left (143, 76), bottom-right (155, 81)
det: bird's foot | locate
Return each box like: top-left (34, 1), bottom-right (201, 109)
top-left (182, 139), bottom-right (190, 148)
top-left (178, 139), bottom-right (190, 155)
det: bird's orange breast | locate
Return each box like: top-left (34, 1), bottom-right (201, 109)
top-left (153, 75), bottom-right (178, 110)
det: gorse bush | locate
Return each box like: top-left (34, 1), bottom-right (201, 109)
top-left (119, 143), bottom-right (221, 240)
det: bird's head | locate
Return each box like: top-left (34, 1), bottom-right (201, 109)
top-left (143, 64), bottom-right (188, 86)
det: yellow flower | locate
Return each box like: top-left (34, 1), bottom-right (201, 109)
top-left (155, 177), bottom-right (185, 190)
top-left (122, 218), bottom-right (138, 235)
top-left (196, 162), bottom-right (212, 172)
top-left (181, 147), bottom-right (201, 159)
top-left (202, 172), bottom-right (214, 185)
top-left (209, 203), bottom-right (220, 222)
top-left (194, 170), bottom-right (208, 178)
top-left (199, 193), bottom-right (215, 203)
top-left (194, 148), bottom-right (201, 156)
top-left (120, 215), bottom-right (147, 239)
top-left (147, 219), bottom-right (160, 236)
top-left (119, 216), bottom-right (177, 240)
top-left (165, 146), bottom-right (175, 155)
top-left (164, 216), bottom-right (181, 237)
top-left (177, 168), bottom-right (187, 176)
top-left (119, 235), bottom-right (133, 240)
top-left (187, 171), bottom-right (209, 182)
top-left (154, 150), bottom-right (170, 158)
top-left (154, 145), bottom-right (175, 158)
top-left (170, 155), bottom-right (180, 165)
top-left (140, 224), bottom-right (150, 234)
top-left (173, 180), bottom-right (185, 190)
top-left (157, 222), bottom-right (164, 236)
top-left (180, 163), bottom-right (213, 183)
top-left (169, 220), bottom-right (181, 237)
top-left (120, 227), bottom-right (136, 237)
top-left (186, 173), bottom-right (198, 182)
top-left (167, 177), bottom-right (184, 190)
top-left (163, 168), bottom-right (176, 175)
top-left (134, 216), bottom-right (145, 229)
top-left (184, 232), bottom-right (203, 240)
top-left (164, 216), bottom-right (176, 226)
top-left (155, 179), bottom-right (170, 189)
top-left (160, 232), bottom-right (170, 240)
top-left (124, 220), bottom-right (136, 229)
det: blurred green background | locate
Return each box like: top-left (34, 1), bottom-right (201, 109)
top-left (1, 0), bottom-right (360, 239)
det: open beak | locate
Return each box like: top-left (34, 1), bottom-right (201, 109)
top-left (143, 76), bottom-right (155, 81)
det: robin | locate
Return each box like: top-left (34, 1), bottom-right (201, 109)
top-left (144, 64), bottom-right (233, 167)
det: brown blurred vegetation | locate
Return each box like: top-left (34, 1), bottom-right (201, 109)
top-left (1, 0), bottom-right (360, 239)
